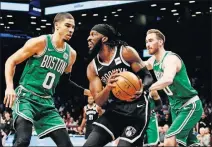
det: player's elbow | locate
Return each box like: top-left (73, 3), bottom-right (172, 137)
top-left (95, 99), bottom-right (104, 107)
top-left (94, 96), bottom-right (104, 107)
top-left (5, 57), bottom-right (16, 68)
top-left (165, 77), bottom-right (173, 86)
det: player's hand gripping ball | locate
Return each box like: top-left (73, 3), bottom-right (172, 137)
top-left (112, 71), bottom-right (142, 101)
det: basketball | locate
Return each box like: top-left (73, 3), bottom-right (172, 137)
top-left (112, 71), bottom-right (142, 101)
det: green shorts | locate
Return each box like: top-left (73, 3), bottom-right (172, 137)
top-left (144, 113), bottom-right (159, 146)
top-left (165, 98), bottom-right (203, 146)
top-left (12, 86), bottom-right (66, 139)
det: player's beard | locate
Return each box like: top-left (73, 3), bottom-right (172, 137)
top-left (149, 45), bottom-right (159, 55)
top-left (86, 38), bottom-right (103, 63)
top-left (88, 102), bottom-right (94, 105)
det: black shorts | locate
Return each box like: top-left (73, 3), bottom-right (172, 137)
top-left (93, 101), bottom-right (150, 144)
top-left (85, 125), bottom-right (93, 139)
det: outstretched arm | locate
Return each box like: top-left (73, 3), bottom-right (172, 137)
top-left (150, 90), bottom-right (163, 112)
top-left (64, 48), bottom-right (91, 97)
top-left (149, 55), bottom-right (181, 91)
top-left (144, 56), bottom-right (155, 70)
top-left (4, 36), bottom-right (46, 108)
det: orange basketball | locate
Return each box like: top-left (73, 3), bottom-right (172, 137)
top-left (112, 71), bottom-right (142, 102)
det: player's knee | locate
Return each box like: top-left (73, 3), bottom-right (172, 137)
top-left (164, 136), bottom-right (176, 147)
top-left (14, 137), bottom-right (31, 147)
top-left (58, 139), bottom-right (73, 147)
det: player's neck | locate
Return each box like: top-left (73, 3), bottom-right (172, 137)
top-left (88, 103), bottom-right (94, 107)
top-left (52, 33), bottom-right (65, 50)
top-left (99, 46), bottom-right (116, 63)
top-left (155, 48), bottom-right (166, 62)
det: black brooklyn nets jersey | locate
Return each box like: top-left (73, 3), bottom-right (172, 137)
top-left (93, 45), bottom-right (147, 116)
top-left (85, 104), bottom-right (99, 125)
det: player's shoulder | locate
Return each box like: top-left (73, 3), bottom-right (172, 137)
top-left (66, 44), bottom-right (77, 59)
top-left (165, 51), bottom-right (181, 62)
top-left (163, 51), bottom-right (182, 69)
top-left (122, 45), bottom-right (136, 53)
top-left (87, 59), bottom-right (96, 71)
top-left (28, 35), bottom-right (46, 44)
top-left (67, 44), bottom-right (76, 53)
top-left (147, 56), bottom-right (156, 64)
top-left (121, 45), bottom-right (139, 60)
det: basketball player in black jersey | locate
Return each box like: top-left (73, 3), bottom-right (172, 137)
top-left (83, 24), bottom-right (154, 147)
top-left (78, 96), bottom-right (103, 139)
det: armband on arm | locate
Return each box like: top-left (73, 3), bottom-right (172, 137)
top-left (136, 67), bottom-right (154, 90)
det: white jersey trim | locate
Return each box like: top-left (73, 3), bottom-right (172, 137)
top-left (50, 34), bottom-right (66, 53)
top-left (33, 35), bottom-right (48, 58)
top-left (165, 102), bottom-right (196, 138)
top-left (119, 94), bottom-right (149, 143)
top-left (66, 44), bottom-right (72, 66)
top-left (93, 122), bottom-right (115, 140)
top-left (97, 46), bottom-right (117, 66)
top-left (93, 59), bottom-right (99, 76)
top-left (120, 46), bottom-right (130, 67)
top-left (143, 115), bottom-right (159, 146)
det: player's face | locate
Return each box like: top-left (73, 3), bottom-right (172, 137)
top-left (146, 33), bottom-right (162, 55)
top-left (199, 128), bottom-right (205, 135)
top-left (55, 18), bottom-right (75, 41)
top-left (66, 112), bottom-right (71, 118)
top-left (205, 128), bottom-right (209, 134)
top-left (88, 96), bottom-right (94, 104)
top-left (87, 30), bottom-right (104, 50)
top-left (163, 125), bottom-right (169, 132)
top-left (5, 112), bottom-right (10, 119)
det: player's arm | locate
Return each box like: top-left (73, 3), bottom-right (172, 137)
top-left (122, 46), bottom-right (154, 91)
top-left (78, 106), bottom-right (86, 133)
top-left (87, 60), bottom-right (117, 106)
top-left (149, 55), bottom-right (181, 91)
top-left (97, 105), bottom-right (103, 116)
top-left (64, 48), bottom-right (91, 96)
top-left (144, 56), bottom-right (155, 70)
top-left (64, 48), bottom-right (77, 73)
top-left (4, 36), bottom-right (46, 108)
top-left (150, 90), bottom-right (163, 112)
top-left (196, 122), bottom-right (199, 133)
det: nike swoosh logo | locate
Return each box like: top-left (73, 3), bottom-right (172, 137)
top-left (48, 48), bottom-right (54, 51)
top-left (98, 66), bottom-right (103, 71)
top-left (137, 104), bottom-right (144, 108)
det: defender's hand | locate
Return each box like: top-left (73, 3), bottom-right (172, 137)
top-left (150, 90), bottom-right (160, 100)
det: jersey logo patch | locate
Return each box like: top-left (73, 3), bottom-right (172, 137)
top-left (125, 126), bottom-right (137, 137)
top-left (63, 53), bottom-right (68, 60)
top-left (115, 57), bottom-right (122, 65)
